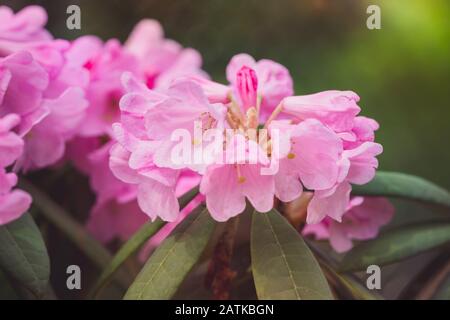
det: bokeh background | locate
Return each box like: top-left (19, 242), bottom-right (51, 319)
top-left (2, 0), bottom-right (449, 299)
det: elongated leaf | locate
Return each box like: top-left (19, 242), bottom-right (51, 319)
top-left (251, 209), bottom-right (333, 300)
top-left (90, 187), bottom-right (199, 298)
top-left (352, 171), bottom-right (450, 208)
top-left (340, 222), bottom-right (450, 272)
top-left (0, 213), bottom-right (49, 298)
top-left (124, 205), bottom-right (216, 299)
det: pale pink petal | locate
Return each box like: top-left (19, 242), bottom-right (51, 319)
top-left (289, 119), bottom-right (342, 190)
top-left (0, 190), bottom-right (32, 225)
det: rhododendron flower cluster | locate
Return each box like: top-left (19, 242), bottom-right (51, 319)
top-left (0, 5), bottom-right (394, 254)
top-left (110, 52), bottom-right (394, 251)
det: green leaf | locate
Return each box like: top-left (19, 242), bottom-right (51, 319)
top-left (340, 222), bottom-right (450, 272)
top-left (352, 171), bottom-right (450, 208)
top-left (251, 209), bottom-right (333, 300)
top-left (0, 213), bottom-right (50, 298)
top-left (124, 204), bottom-right (216, 299)
top-left (90, 186), bottom-right (199, 298)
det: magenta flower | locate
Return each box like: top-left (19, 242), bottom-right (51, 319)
top-left (303, 197), bottom-right (394, 253)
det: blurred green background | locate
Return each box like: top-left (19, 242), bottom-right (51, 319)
top-left (5, 0), bottom-right (449, 189)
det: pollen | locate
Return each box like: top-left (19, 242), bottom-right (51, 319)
top-left (287, 152), bottom-right (296, 159)
top-left (238, 176), bottom-right (246, 184)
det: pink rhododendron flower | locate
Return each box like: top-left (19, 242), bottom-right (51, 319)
top-left (0, 10), bottom-right (89, 171)
top-left (279, 90), bottom-right (383, 224)
top-left (141, 171), bottom-right (204, 254)
top-left (226, 53), bottom-right (294, 120)
top-left (75, 141), bottom-right (143, 243)
top-left (303, 197), bottom-right (394, 253)
top-left (190, 53), bottom-right (294, 122)
top-left (124, 19), bottom-right (207, 89)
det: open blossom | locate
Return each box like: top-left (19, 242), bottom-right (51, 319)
top-left (303, 197), bottom-right (394, 252)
